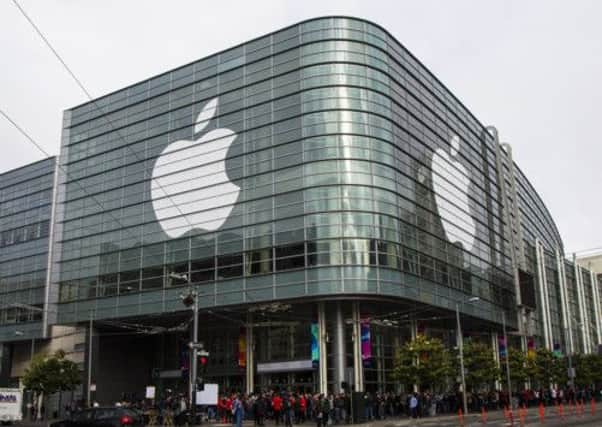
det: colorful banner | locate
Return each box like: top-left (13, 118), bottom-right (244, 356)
top-left (527, 336), bottom-right (535, 358)
top-left (311, 323), bottom-right (319, 367)
top-left (498, 336), bottom-right (507, 358)
top-left (553, 342), bottom-right (562, 358)
top-left (361, 319), bottom-right (372, 367)
top-left (238, 327), bottom-right (246, 368)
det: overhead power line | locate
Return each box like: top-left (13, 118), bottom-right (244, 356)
top-left (11, 0), bottom-right (195, 231)
top-left (0, 107), bottom-right (140, 242)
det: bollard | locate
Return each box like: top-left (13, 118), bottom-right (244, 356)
top-left (591, 398), bottom-right (596, 416)
top-left (538, 402), bottom-right (545, 424)
top-left (458, 408), bottom-right (465, 427)
top-left (481, 406), bottom-right (487, 424)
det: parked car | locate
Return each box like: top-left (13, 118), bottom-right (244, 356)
top-left (50, 407), bottom-right (143, 427)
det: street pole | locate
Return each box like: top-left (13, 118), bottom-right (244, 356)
top-left (87, 317), bottom-right (93, 407)
top-left (502, 311), bottom-right (512, 407)
top-left (30, 337), bottom-right (35, 362)
top-left (191, 290), bottom-right (199, 425)
top-left (456, 303), bottom-right (468, 416)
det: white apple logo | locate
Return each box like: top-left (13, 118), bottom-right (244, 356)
top-left (431, 135), bottom-right (476, 254)
top-left (151, 98), bottom-right (240, 238)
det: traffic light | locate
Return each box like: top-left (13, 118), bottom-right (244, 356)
top-left (198, 354), bottom-right (208, 373)
top-left (196, 352), bottom-right (209, 391)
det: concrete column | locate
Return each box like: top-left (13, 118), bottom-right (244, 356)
top-left (556, 249), bottom-right (574, 353)
top-left (535, 240), bottom-right (552, 350)
top-left (376, 332), bottom-right (384, 391)
top-left (352, 301), bottom-right (364, 392)
top-left (410, 320), bottom-right (418, 339)
top-left (590, 270), bottom-right (602, 346)
top-left (333, 302), bottom-right (346, 394)
top-left (393, 334), bottom-right (401, 394)
top-left (318, 302), bottom-right (328, 394)
top-left (574, 261), bottom-right (590, 353)
top-left (492, 332), bottom-right (501, 390)
top-left (246, 314), bottom-right (254, 394)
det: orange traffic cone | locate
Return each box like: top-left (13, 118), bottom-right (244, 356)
top-left (458, 408), bottom-right (465, 426)
top-left (481, 406), bottom-right (487, 424)
top-left (538, 402), bottom-right (545, 424)
top-left (559, 403), bottom-right (565, 420)
top-left (591, 398), bottom-right (596, 416)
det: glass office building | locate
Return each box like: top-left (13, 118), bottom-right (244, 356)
top-left (0, 158), bottom-right (57, 382)
top-left (1, 17), bottom-right (599, 399)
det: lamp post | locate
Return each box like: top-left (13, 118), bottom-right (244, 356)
top-left (501, 311), bottom-right (512, 406)
top-left (172, 273), bottom-right (198, 426)
top-left (456, 296), bottom-right (480, 415)
top-left (563, 317), bottom-right (582, 388)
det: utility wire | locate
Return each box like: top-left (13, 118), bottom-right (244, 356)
top-left (0, 107), bottom-right (140, 242)
top-left (11, 0), bottom-right (195, 232)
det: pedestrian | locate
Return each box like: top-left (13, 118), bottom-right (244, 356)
top-left (272, 393), bottom-right (283, 425)
top-left (232, 394), bottom-right (245, 427)
top-left (410, 394), bottom-right (418, 419)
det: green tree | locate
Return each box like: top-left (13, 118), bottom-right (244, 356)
top-left (392, 335), bottom-right (453, 392)
top-left (500, 348), bottom-right (529, 391)
top-left (459, 341), bottom-right (500, 392)
top-left (571, 353), bottom-right (602, 388)
top-left (22, 350), bottom-right (81, 419)
top-left (527, 348), bottom-right (566, 387)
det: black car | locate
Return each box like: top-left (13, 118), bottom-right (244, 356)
top-left (50, 407), bottom-right (143, 427)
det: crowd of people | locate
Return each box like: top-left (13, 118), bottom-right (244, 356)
top-left (89, 386), bottom-right (601, 426)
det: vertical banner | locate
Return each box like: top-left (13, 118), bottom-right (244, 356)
top-left (361, 319), bottom-right (372, 367)
top-left (311, 323), bottom-right (319, 368)
top-left (553, 342), bottom-right (562, 358)
top-left (498, 336), bottom-right (507, 358)
top-left (238, 327), bottom-right (246, 368)
top-left (527, 337), bottom-right (535, 358)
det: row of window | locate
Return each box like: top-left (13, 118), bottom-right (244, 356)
top-left (68, 18), bottom-right (486, 143)
top-left (0, 220), bottom-right (50, 248)
top-left (65, 54), bottom-right (497, 183)
top-left (58, 237), bottom-right (514, 305)
top-left (0, 306), bottom-right (43, 326)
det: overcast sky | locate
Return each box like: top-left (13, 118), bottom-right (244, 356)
top-left (1, 0), bottom-right (600, 256)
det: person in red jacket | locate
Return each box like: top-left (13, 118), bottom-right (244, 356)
top-left (272, 394), bottom-right (283, 425)
top-left (299, 394), bottom-right (307, 423)
top-left (225, 396), bottom-right (233, 423)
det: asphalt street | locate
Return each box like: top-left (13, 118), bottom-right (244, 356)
top-left (16, 409), bottom-right (602, 427)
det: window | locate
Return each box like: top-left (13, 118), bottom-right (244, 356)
top-left (217, 254), bottom-right (243, 279)
top-left (275, 243), bottom-right (305, 271)
top-left (191, 257), bottom-right (215, 283)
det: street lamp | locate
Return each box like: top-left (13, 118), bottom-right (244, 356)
top-left (501, 310), bottom-right (513, 411)
top-left (563, 316), bottom-right (582, 388)
top-left (456, 296), bottom-right (480, 415)
top-left (172, 273), bottom-right (199, 425)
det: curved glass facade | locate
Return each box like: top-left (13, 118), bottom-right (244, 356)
top-left (54, 17), bottom-right (570, 331)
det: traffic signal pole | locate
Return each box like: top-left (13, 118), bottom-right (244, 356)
top-left (191, 290), bottom-right (199, 425)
